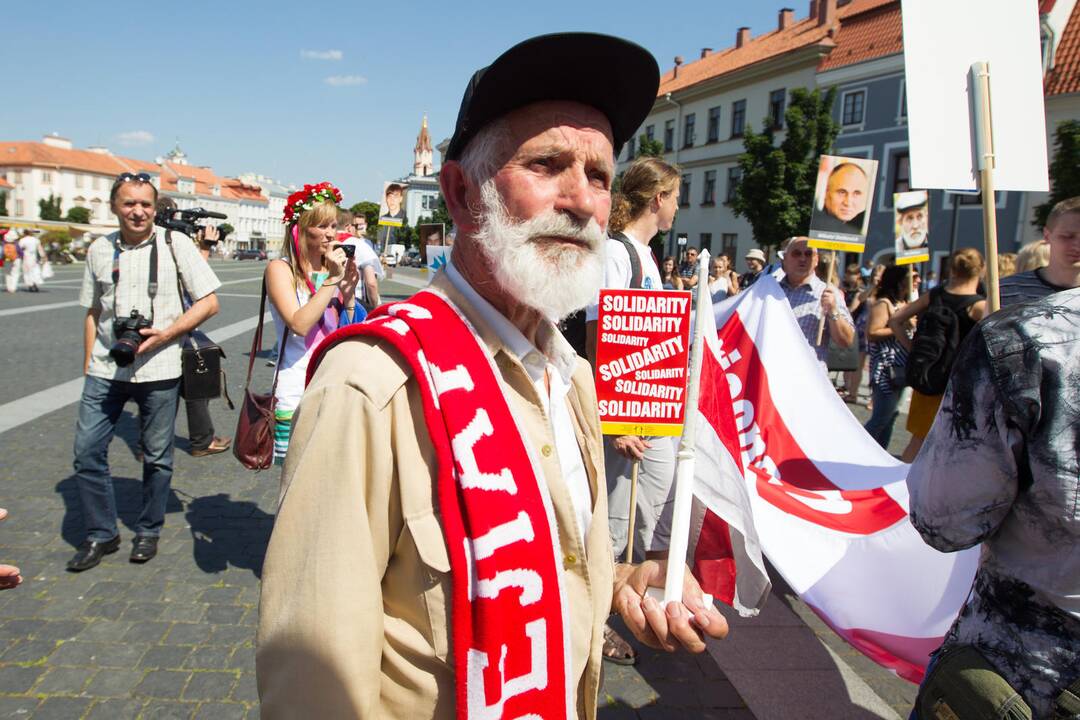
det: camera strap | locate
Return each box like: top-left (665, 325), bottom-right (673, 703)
top-left (112, 233), bottom-right (158, 323)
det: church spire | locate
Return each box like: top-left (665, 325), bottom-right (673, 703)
top-left (413, 115), bottom-right (434, 176)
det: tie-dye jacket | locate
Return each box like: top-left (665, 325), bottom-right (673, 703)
top-left (907, 287), bottom-right (1080, 718)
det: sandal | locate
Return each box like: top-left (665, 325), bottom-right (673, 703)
top-left (602, 623), bottom-right (637, 666)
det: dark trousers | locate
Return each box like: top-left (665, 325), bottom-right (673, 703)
top-left (72, 376), bottom-right (180, 542)
top-left (184, 397), bottom-right (215, 451)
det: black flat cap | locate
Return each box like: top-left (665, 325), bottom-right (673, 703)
top-left (445, 33), bottom-right (660, 162)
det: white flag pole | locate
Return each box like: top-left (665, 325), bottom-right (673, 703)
top-left (662, 249), bottom-right (712, 606)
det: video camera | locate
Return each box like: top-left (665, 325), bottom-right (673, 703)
top-left (155, 207), bottom-right (230, 244)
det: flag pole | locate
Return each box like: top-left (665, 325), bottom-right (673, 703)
top-left (662, 249), bottom-right (712, 606)
top-left (624, 460), bottom-right (640, 564)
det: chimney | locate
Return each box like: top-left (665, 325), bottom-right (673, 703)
top-left (808, 0), bottom-right (818, 20)
top-left (779, 7), bottom-right (795, 30)
top-left (736, 27), bottom-right (751, 48)
top-left (818, 0), bottom-right (837, 26)
top-left (42, 133), bottom-right (73, 150)
top-left (700, 47), bottom-right (713, 58)
top-left (673, 55), bottom-right (684, 78)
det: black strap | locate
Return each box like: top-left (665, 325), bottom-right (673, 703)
top-left (1054, 675), bottom-right (1080, 719)
top-left (243, 273), bottom-right (287, 397)
top-left (112, 234), bottom-right (158, 322)
top-left (611, 232), bottom-right (643, 289)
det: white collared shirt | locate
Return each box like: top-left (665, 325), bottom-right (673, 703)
top-left (445, 261), bottom-right (592, 548)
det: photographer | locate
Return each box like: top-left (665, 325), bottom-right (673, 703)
top-left (156, 196), bottom-right (232, 458)
top-left (68, 173), bottom-right (221, 572)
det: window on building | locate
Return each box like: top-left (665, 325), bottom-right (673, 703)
top-left (645, 124), bottom-right (655, 141)
top-left (731, 100), bottom-right (746, 138)
top-left (94, 176), bottom-right (104, 191)
top-left (842, 89), bottom-right (866, 126)
top-left (699, 233), bottom-right (713, 252)
top-left (13, 169), bottom-right (24, 186)
top-left (41, 170), bottom-right (52, 184)
top-left (75, 174), bottom-right (85, 189)
top-left (898, 80), bottom-right (908, 122)
top-left (664, 120), bottom-right (675, 152)
top-left (721, 233), bottom-right (738, 261)
top-left (702, 170), bottom-right (716, 205)
top-left (769, 89), bottom-right (787, 129)
top-left (891, 151), bottom-right (910, 196)
top-left (15, 200), bottom-right (24, 216)
top-left (707, 106), bottom-right (721, 143)
top-left (679, 173), bottom-right (691, 207)
top-left (625, 135), bottom-right (636, 160)
top-left (726, 167), bottom-right (742, 203)
top-left (683, 113), bottom-right (696, 149)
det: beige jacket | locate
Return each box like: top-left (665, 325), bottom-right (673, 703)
top-left (257, 274), bottom-right (614, 719)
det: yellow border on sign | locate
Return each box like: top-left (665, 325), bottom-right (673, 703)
top-left (896, 253), bottom-right (930, 266)
top-left (601, 421), bottom-right (684, 437)
top-left (378, 218), bottom-right (404, 227)
top-left (807, 238), bottom-right (866, 252)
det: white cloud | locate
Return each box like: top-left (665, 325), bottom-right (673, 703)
top-left (116, 130), bottom-right (155, 146)
top-left (301, 49), bottom-right (343, 61)
top-left (324, 75), bottom-right (367, 87)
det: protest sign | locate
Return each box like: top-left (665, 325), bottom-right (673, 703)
top-left (807, 155), bottom-right (879, 252)
top-left (377, 181), bottom-right (406, 251)
top-left (595, 288), bottom-right (692, 437)
top-left (417, 223), bottom-right (444, 267)
top-left (426, 245), bottom-right (449, 274)
top-left (894, 191), bottom-right (931, 265)
top-left (901, 0), bottom-right (1048, 192)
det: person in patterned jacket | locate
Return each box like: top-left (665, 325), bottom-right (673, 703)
top-left (907, 287), bottom-right (1080, 718)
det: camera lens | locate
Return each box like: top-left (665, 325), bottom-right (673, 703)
top-left (109, 338), bottom-right (139, 367)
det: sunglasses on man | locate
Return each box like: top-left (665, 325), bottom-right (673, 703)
top-left (115, 172), bottom-right (152, 184)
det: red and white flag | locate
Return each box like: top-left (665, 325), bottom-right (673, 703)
top-left (698, 274), bottom-right (978, 682)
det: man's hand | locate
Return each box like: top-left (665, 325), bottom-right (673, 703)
top-left (613, 435), bottom-right (651, 460)
top-left (0, 509), bottom-right (21, 590)
top-left (199, 225), bottom-right (220, 248)
top-left (612, 559), bottom-right (728, 653)
top-left (820, 287), bottom-right (838, 316)
top-left (136, 327), bottom-right (170, 355)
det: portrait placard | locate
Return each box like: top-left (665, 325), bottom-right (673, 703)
top-left (893, 191), bottom-right (931, 265)
top-left (808, 155), bottom-right (879, 253)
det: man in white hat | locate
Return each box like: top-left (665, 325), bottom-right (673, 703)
top-left (739, 248), bottom-right (767, 290)
top-left (895, 191), bottom-right (929, 254)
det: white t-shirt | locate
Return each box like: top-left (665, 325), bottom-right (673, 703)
top-left (341, 235), bottom-right (384, 279)
top-left (585, 231), bottom-right (662, 321)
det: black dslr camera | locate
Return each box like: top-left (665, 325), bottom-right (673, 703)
top-left (110, 310), bottom-right (153, 367)
top-left (155, 207), bottom-right (230, 244)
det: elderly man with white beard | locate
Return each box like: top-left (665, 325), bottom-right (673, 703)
top-left (256, 33), bottom-right (728, 720)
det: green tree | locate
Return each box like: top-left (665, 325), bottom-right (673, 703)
top-left (1034, 119), bottom-right (1080, 230)
top-left (636, 134), bottom-right (664, 158)
top-left (730, 87), bottom-right (839, 251)
top-left (65, 206), bottom-right (91, 224)
top-left (349, 201), bottom-right (380, 239)
top-left (38, 193), bottom-right (63, 221)
top-left (41, 230), bottom-right (72, 249)
top-left (0, 191), bottom-right (7, 216)
top-left (218, 223), bottom-right (235, 236)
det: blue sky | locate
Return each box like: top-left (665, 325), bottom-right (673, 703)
top-left (8, 1), bottom-right (786, 205)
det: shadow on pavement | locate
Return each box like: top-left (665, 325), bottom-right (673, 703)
top-left (54, 475), bottom-right (185, 549)
top-left (184, 492), bottom-right (272, 579)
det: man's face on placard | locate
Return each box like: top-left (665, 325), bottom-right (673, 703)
top-left (385, 188), bottom-right (403, 215)
top-left (824, 164), bottom-right (868, 223)
top-left (900, 206), bottom-right (928, 249)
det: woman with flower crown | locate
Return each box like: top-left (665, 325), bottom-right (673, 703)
top-left (265, 182), bottom-right (360, 464)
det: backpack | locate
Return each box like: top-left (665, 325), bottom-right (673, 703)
top-left (560, 233), bottom-right (643, 358)
top-left (905, 288), bottom-right (980, 395)
top-left (3, 242), bottom-right (18, 262)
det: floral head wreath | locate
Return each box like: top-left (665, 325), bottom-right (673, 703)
top-left (283, 182), bottom-right (343, 225)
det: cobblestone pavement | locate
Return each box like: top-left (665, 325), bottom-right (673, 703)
top-left (0, 263), bottom-right (914, 719)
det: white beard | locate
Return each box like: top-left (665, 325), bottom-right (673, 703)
top-left (472, 179), bottom-right (605, 321)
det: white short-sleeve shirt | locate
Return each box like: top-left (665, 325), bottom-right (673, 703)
top-left (584, 231), bottom-right (662, 321)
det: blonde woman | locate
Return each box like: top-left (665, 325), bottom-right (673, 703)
top-left (1015, 239), bottom-right (1050, 273)
top-left (708, 254), bottom-right (739, 303)
top-left (265, 182), bottom-right (359, 464)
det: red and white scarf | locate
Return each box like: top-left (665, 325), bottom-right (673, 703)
top-left (308, 289), bottom-right (572, 719)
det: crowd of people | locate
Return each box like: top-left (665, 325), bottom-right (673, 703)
top-left (0, 29), bottom-right (1077, 720)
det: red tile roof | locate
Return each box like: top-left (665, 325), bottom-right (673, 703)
top-left (0, 141), bottom-right (267, 204)
top-left (658, 0), bottom-right (896, 95)
top-left (818, 0), bottom-right (902, 71)
top-left (0, 177), bottom-right (12, 189)
top-left (1046, 2), bottom-right (1080, 96)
